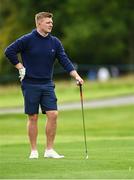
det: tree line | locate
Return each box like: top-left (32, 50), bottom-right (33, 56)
top-left (0, 0), bottom-right (134, 76)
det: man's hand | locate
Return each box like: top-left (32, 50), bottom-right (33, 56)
top-left (15, 63), bottom-right (26, 82)
top-left (19, 67), bottom-right (26, 81)
top-left (70, 70), bottom-right (84, 85)
top-left (76, 76), bottom-right (84, 85)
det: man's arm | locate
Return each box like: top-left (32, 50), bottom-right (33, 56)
top-left (55, 38), bottom-right (75, 73)
top-left (5, 36), bottom-right (27, 81)
top-left (55, 38), bottom-right (83, 84)
top-left (5, 37), bottom-right (26, 66)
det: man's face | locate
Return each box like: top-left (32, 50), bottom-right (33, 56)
top-left (38, 17), bottom-right (53, 33)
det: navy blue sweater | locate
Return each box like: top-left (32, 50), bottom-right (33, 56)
top-left (5, 29), bottom-right (75, 83)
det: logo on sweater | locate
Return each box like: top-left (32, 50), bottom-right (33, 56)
top-left (51, 49), bottom-right (55, 52)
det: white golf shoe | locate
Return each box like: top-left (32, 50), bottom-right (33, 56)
top-left (44, 149), bottom-right (64, 159)
top-left (29, 150), bottom-right (39, 159)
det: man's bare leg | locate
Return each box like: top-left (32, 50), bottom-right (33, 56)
top-left (44, 110), bottom-right (64, 158)
top-left (28, 114), bottom-right (39, 158)
top-left (45, 110), bottom-right (58, 149)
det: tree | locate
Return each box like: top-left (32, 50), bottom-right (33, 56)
top-left (0, 0), bottom-right (134, 76)
top-left (62, 0), bottom-right (134, 66)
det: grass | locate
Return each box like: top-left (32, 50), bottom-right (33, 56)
top-left (0, 75), bottom-right (134, 108)
top-left (0, 105), bottom-right (134, 179)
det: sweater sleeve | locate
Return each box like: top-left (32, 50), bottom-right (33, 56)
top-left (4, 35), bottom-right (27, 65)
top-left (55, 38), bottom-right (75, 73)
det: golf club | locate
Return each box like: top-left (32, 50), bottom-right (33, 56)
top-left (77, 81), bottom-right (88, 159)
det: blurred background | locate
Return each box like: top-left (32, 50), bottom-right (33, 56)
top-left (0, 0), bottom-right (134, 84)
top-left (0, 0), bottom-right (134, 107)
top-left (0, 1), bottom-right (134, 178)
top-left (0, 0), bottom-right (134, 109)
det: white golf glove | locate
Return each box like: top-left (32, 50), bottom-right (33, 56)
top-left (19, 67), bottom-right (26, 81)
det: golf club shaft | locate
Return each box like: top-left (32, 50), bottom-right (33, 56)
top-left (79, 84), bottom-right (88, 157)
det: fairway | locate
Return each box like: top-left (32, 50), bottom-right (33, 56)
top-left (0, 75), bottom-right (134, 108)
top-left (0, 105), bottom-right (134, 179)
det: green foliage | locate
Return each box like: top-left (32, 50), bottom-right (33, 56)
top-left (0, 0), bottom-right (134, 75)
top-left (62, 0), bottom-right (133, 64)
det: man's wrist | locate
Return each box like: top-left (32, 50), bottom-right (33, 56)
top-left (70, 70), bottom-right (78, 78)
top-left (15, 63), bottom-right (24, 70)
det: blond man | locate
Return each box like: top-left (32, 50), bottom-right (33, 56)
top-left (5, 12), bottom-right (83, 159)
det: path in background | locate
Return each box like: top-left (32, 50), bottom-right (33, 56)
top-left (0, 95), bottom-right (134, 114)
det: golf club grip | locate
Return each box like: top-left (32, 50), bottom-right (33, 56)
top-left (79, 84), bottom-right (82, 98)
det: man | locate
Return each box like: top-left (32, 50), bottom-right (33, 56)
top-left (5, 12), bottom-right (83, 159)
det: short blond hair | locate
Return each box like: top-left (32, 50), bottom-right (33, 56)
top-left (35, 12), bottom-right (53, 25)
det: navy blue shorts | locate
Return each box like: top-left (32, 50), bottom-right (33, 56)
top-left (21, 82), bottom-right (57, 114)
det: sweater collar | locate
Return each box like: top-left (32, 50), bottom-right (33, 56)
top-left (32, 29), bottom-right (51, 39)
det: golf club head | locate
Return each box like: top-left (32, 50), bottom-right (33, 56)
top-left (86, 154), bottom-right (88, 159)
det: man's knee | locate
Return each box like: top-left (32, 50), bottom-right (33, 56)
top-left (46, 111), bottom-right (58, 120)
top-left (28, 114), bottom-right (38, 122)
